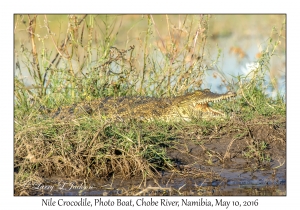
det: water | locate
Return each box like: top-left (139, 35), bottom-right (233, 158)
top-left (201, 36), bottom-right (285, 98)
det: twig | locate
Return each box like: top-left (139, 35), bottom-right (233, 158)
top-left (135, 186), bottom-right (172, 196)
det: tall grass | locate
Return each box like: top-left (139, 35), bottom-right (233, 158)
top-left (232, 21), bottom-right (286, 119)
top-left (14, 14), bottom-right (286, 195)
top-left (15, 15), bottom-right (213, 112)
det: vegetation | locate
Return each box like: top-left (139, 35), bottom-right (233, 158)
top-left (14, 15), bottom-right (286, 195)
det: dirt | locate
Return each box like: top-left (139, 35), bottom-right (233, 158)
top-left (15, 115), bottom-right (286, 196)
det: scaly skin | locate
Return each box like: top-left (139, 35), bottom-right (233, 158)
top-left (45, 89), bottom-right (236, 122)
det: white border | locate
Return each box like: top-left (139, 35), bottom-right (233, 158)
top-left (2, 0), bottom-right (297, 209)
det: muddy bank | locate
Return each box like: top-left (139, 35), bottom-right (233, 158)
top-left (14, 115), bottom-right (286, 196)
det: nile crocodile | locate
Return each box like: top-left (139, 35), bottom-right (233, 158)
top-left (44, 89), bottom-right (236, 122)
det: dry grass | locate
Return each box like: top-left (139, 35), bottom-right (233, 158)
top-left (14, 14), bottom-right (286, 196)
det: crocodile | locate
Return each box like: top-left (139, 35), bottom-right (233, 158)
top-left (44, 89), bottom-right (236, 122)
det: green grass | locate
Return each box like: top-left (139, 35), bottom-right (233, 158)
top-left (14, 14), bottom-right (286, 195)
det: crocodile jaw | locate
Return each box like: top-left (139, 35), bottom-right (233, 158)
top-left (192, 91), bottom-right (236, 119)
top-left (195, 103), bottom-right (225, 115)
top-left (194, 103), bottom-right (226, 119)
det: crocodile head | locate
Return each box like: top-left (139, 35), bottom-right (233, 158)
top-left (173, 89), bottom-right (236, 120)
